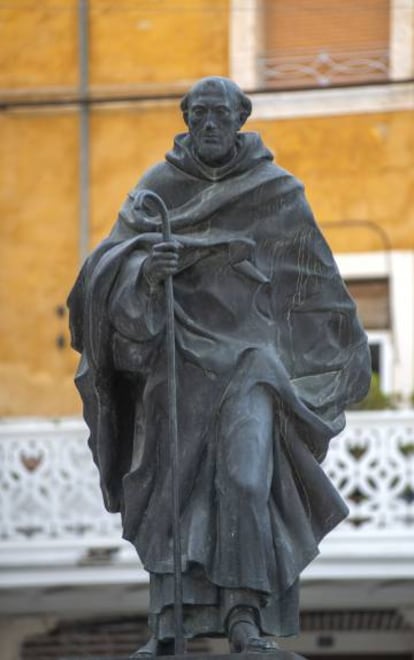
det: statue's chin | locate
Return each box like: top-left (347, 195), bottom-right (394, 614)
top-left (196, 145), bottom-right (235, 168)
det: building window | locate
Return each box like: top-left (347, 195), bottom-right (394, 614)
top-left (230, 0), bottom-right (414, 111)
top-left (345, 277), bottom-right (393, 393)
top-left (334, 251), bottom-right (414, 403)
top-left (366, 330), bottom-right (394, 394)
top-left (260, 0), bottom-right (390, 90)
top-left (345, 278), bottom-right (390, 331)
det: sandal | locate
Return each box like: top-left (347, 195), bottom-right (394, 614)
top-left (228, 607), bottom-right (279, 654)
top-left (129, 636), bottom-right (175, 658)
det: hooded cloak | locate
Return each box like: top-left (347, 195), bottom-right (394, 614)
top-left (68, 132), bottom-right (371, 638)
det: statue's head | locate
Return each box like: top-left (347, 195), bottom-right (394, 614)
top-left (181, 76), bottom-right (252, 166)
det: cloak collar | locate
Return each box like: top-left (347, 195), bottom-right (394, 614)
top-left (166, 132), bottom-right (274, 182)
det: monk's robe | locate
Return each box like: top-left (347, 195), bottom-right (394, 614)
top-left (68, 132), bottom-right (371, 639)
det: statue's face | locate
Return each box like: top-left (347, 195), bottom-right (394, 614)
top-left (186, 84), bottom-right (242, 166)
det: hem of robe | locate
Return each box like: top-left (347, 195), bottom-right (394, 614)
top-left (148, 566), bottom-right (299, 639)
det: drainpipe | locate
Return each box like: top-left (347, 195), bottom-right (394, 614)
top-left (78, 0), bottom-right (90, 263)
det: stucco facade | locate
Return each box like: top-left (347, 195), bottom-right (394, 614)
top-left (1, 0), bottom-right (413, 415)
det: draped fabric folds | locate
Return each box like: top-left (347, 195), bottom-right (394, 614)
top-left (68, 132), bottom-right (371, 638)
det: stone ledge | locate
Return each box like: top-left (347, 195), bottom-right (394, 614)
top-left (60, 653), bottom-right (307, 660)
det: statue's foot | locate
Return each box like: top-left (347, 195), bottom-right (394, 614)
top-left (129, 636), bottom-right (156, 658)
top-left (242, 635), bottom-right (280, 654)
top-left (129, 635), bottom-right (175, 658)
top-left (228, 607), bottom-right (279, 654)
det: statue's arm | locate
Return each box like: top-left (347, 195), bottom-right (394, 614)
top-left (108, 249), bottom-right (166, 341)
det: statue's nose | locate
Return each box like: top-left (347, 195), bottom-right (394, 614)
top-left (205, 110), bottom-right (217, 130)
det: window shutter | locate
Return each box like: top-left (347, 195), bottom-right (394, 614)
top-left (262, 0), bottom-right (390, 89)
top-left (345, 278), bottom-right (390, 330)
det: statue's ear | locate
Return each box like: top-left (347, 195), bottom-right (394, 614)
top-left (238, 95), bottom-right (252, 128)
top-left (180, 94), bottom-right (189, 127)
top-left (238, 111), bottom-right (249, 129)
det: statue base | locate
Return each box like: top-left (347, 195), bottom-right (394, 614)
top-left (61, 654), bottom-right (307, 660)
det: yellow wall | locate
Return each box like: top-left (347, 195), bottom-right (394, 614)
top-left (0, 0), bottom-right (229, 99)
top-left (251, 110), bottom-right (414, 253)
top-left (0, 0), bottom-right (229, 415)
top-left (0, 110), bottom-right (79, 416)
top-left (0, 0), bottom-right (78, 93)
top-left (1, 2), bottom-right (413, 416)
top-left (89, 0), bottom-right (229, 91)
top-left (90, 105), bottom-right (414, 252)
top-left (90, 102), bottom-right (183, 245)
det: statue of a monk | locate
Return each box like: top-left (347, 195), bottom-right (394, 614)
top-left (68, 77), bottom-right (371, 656)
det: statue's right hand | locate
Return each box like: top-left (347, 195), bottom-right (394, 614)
top-left (142, 241), bottom-right (182, 286)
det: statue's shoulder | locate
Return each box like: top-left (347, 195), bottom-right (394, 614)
top-left (135, 160), bottom-right (185, 193)
top-left (260, 162), bottom-right (304, 202)
top-left (139, 161), bottom-right (170, 184)
top-left (264, 161), bottom-right (304, 197)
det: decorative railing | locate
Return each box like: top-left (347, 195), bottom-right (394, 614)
top-left (0, 418), bottom-right (120, 542)
top-left (260, 47), bottom-right (390, 89)
top-left (324, 410), bottom-right (414, 530)
top-left (0, 411), bottom-right (413, 545)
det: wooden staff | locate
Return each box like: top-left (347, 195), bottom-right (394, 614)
top-left (133, 190), bottom-right (185, 655)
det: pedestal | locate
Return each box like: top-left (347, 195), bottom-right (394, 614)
top-left (61, 653), bottom-right (307, 660)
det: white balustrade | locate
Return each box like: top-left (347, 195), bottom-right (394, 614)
top-left (324, 410), bottom-right (414, 531)
top-left (0, 418), bottom-right (121, 543)
top-left (0, 411), bottom-right (413, 544)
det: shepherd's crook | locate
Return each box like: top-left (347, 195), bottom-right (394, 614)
top-left (133, 190), bottom-right (185, 655)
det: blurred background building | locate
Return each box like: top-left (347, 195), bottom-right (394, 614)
top-left (0, 1), bottom-right (413, 658)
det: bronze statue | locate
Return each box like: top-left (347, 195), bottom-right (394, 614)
top-left (68, 77), bottom-right (371, 657)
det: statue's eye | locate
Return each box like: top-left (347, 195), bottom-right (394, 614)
top-left (191, 107), bottom-right (205, 117)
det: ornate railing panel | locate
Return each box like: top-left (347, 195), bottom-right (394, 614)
top-left (324, 411), bottom-right (414, 530)
top-left (0, 412), bottom-right (413, 543)
top-left (260, 47), bottom-right (389, 89)
top-left (0, 419), bottom-right (120, 542)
